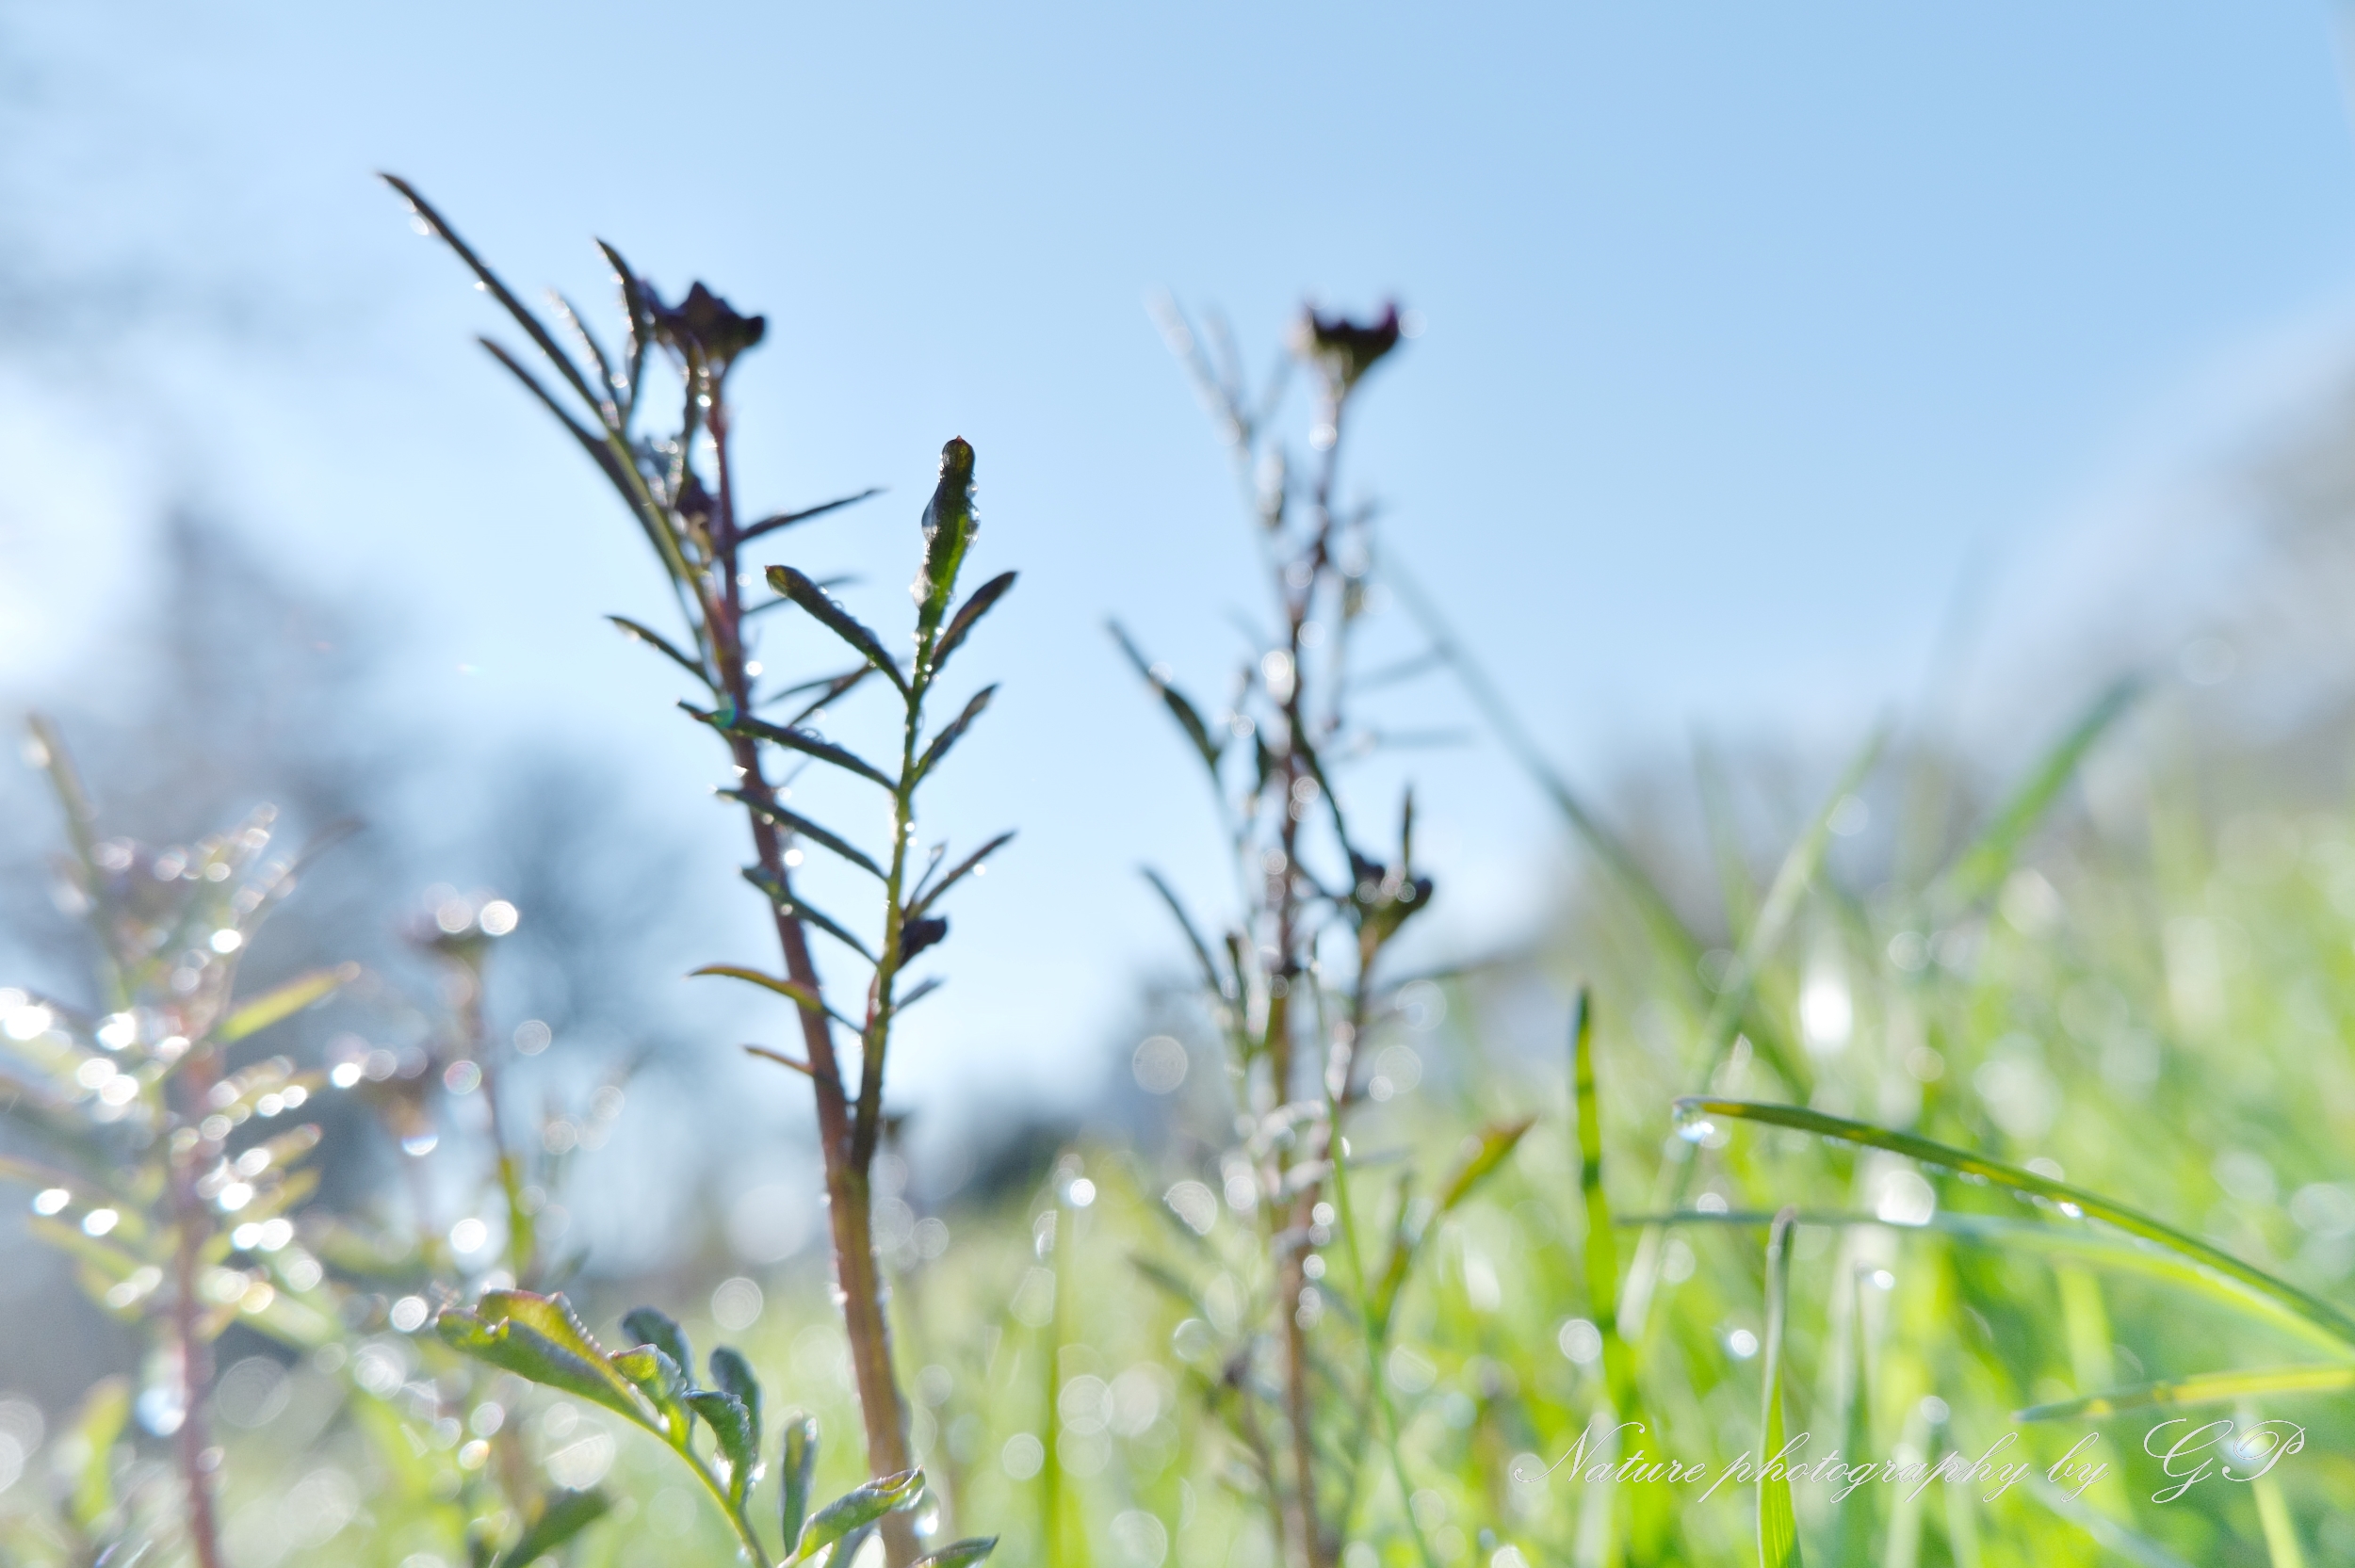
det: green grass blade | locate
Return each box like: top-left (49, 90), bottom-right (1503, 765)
top-left (1622, 1209), bottom-right (2355, 1359)
top-left (2015, 1365), bottom-right (2355, 1423)
top-left (1386, 562), bottom-right (1706, 986)
top-left (1759, 1207), bottom-right (1804, 1568)
top-left (1675, 1097), bottom-right (2355, 1350)
top-left (1694, 723), bottom-right (1887, 1091)
top-left (1930, 674), bottom-right (2138, 912)
top-left (1571, 990), bottom-right (1661, 1568)
top-left (2024, 1477), bottom-right (2198, 1568)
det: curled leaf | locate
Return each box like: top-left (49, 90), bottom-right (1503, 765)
top-left (794, 1468), bottom-right (924, 1561)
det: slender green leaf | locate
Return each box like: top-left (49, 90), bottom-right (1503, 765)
top-left (1572, 989), bottom-right (1648, 1501)
top-left (1694, 724), bottom-right (1887, 1091)
top-left (594, 240), bottom-right (653, 420)
top-left (1676, 1097), bottom-right (2355, 1350)
top-left (1437, 1117), bottom-right (1535, 1211)
top-left (777, 665), bottom-right (878, 729)
top-left (743, 868), bottom-right (879, 963)
top-left (688, 1389), bottom-right (758, 1500)
top-left (915, 685), bottom-right (996, 781)
top-left (438, 1300), bottom-right (650, 1429)
top-left (1627, 1208), bottom-right (2355, 1358)
top-left (793, 1468), bottom-right (923, 1562)
top-left (916, 1539), bottom-right (999, 1568)
top-left (909, 831), bottom-right (1015, 919)
top-left (494, 1488), bottom-right (613, 1568)
top-left (610, 1346), bottom-right (691, 1442)
top-left (740, 486), bottom-right (885, 543)
top-left (933, 570), bottom-right (1016, 674)
top-left (547, 289), bottom-right (621, 425)
top-left (609, 615), bottom-right (709, 685)
top-left (767, 566), bottom-right (907, 694)
top-left (721, 791), bottom-right (885, 879)
top-left (2016, 1365), bottom-right (2355, 1423)
top-left (1386, 563), bottom-right (1705, 985)
top-left (1759, 1208), bottom-right (1803, 1568)
top-left (2025, 1478), bottom-right (2199, 1568)
top-left (382, 176), bottom-right (604, 414)
top-left (693, 704), bottom-right (895, 788)
top-left (619, 1307), bottom-right (694, 1384)
top-left (1934, 675), bottom-right (2139, 912)
top-left (779, 1412), bottom-right (820, 1553)
top-left (63, 1376), bottom-right (129, 1532)
top-left (1142, 867), bottom-right (1230, 1000)
top-left (690, 963), bottom-right (830, 1015)
top-left (708, 1346), bottom-right (763, 1460)
top-left (217, 965), bottom-right (357, 1043)
top-left (1109, 621), bottom-right (1223, 774)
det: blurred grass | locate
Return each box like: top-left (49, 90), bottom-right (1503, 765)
top-left (56, 678), bottom-right (2350, 1567)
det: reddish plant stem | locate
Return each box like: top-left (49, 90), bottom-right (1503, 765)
top-left (710, 405), bottom-right (916, 1563)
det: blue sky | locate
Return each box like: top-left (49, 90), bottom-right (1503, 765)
top-left (5, 2), bottom-right (2355, 1119)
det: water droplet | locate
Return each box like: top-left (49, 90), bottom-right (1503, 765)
top-left (401, 1132), bottom-right (440, 1157)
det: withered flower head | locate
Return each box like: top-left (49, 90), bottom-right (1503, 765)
top-left (1291, 301), bottom-right (1403, 406)
top-left (647, 281), bottom-right (767, 373)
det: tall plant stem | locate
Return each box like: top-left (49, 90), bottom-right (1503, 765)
top-left (710, 408), bottom-right (915, 1560)
top-left (170, 1059), bottom-right (226, 1568)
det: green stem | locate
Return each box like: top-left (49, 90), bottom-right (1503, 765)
top-left (683, 1444), bottom-right (773, 1568)
top-left (1329, 1123), bottom-right (1440, 1568)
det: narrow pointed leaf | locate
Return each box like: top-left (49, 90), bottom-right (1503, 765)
top-left (1934, 675), bottom-right (2140, 912)
top-left (619, 1307), bottom-right (693, 1383)
top-left (693, 704), bottom-right (894, 788)
top-left (2025, 1477), bottom-right (2200, 1568)
top-left (767, 565), bottom-right (907, 694)
top-left (794, 1468), bottom-right (923, 1561)
top-left (1437, 1117), bottom-right (1535, 1212)
top-left (1759, 1208), bottom-right (1803, 1568)
top-left (1695, 724), bottom-right (1886, 1091)
top-left (218, 965), bottom-right (357, 1043)
top-left (1142, 867), bottom-right (1230, 999)
top-left (708, 1346), bottom-right (763, 1460)
top-left (743, 868), bottom-right (878, 963)
top-left (1572, 992), bottom-right (1644, 1437)
top-left (778, 665), bottom-right (877, 728)
top-left (1109, 621), bottom-right (1222, 774)
top-left (690, 964), bottom-right (828, 1014)
top-left (1624, 1208), bottom-right (2355, 1357)
top-left (1678, 1097), bottom-right (2355, 1349)
top-left (548, 289), bottom-right (622, 425)
top-left (916, 1539), bottom-right (999, 1568)
top-left (722, 790), bottom-right (885, 879)
top-left (382, 176), bottom-right (603, 413)
top-left (740, 486), bottom-right (885, 543)
top-left (493, 1488), bottom-right (613, 1568)
top-left (909, 832), bottom-right (1015, 919)
top-left (779, 1412), bottom-right (820, 1551)
top-left (933, 571), bottom-right (1016, 672)
top-left (915, 685), bottom-right (996, 781)
top-left (437, 1296), bottom-right (649, 1428)
top-left (687, 1389), bottom-right (758, 1498)
top-left (609, 1346), bottom-right (690, 1441)
top-left (2016, 1365), bottom-right (2355, 1423)
top-left (608, 616), bottom-right (709, 685)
